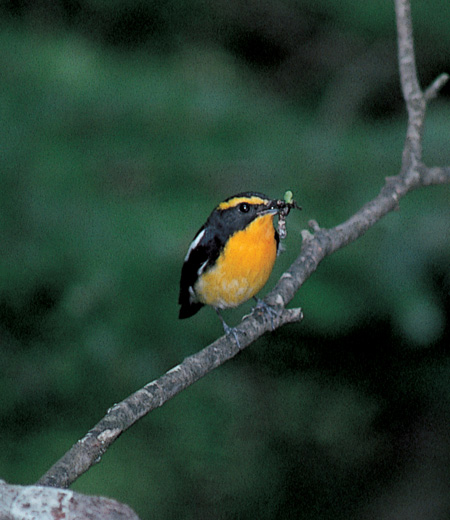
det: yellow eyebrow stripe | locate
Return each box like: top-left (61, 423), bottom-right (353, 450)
top-left (217, 196), bottom-right (267, 210)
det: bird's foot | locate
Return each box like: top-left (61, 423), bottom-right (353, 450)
top-left (215, 308), bottom-right (242, 348)
top-left (253, 298), bottom-right (279, 331)
top-left (222, 322), bottom-right (242, 349)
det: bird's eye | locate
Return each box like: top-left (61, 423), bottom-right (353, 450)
top-left (239, 203), bottom-right (250, 213)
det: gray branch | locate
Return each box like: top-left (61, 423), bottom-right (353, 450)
top-left (37, 0), bottom-right (449, 492)
top-left (0, 480), bottom-right (141, 520)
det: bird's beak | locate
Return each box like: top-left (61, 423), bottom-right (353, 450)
top-left (258, 199), bottom-right (279, 217)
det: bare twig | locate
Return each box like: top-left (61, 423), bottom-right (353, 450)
top-left (395, 0), bottom-right (425, 165)
top-left (394, 0), bottom-right (449, 175)
top-left (37, 0), bottom-right (449, 490)
top-left (424, 72), bottom-right (450, 101)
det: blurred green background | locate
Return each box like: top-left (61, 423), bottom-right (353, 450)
top-left (1, 0), bottom-right (449, 518)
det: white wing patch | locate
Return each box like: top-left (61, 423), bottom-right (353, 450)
top-left (197, 260), bottom-right (209, 276)
top-left (184, 228), bottom-right (206, 262)
top-left (188, 285), bottom-right (197, 303)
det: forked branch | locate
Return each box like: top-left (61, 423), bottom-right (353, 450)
top-left (37, 0), bottom-right (449, 489)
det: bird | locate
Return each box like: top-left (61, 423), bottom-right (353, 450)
top-left (178, 191), bottom-right (299, 345)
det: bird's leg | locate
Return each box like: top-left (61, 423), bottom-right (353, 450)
top-left (215, 308), bottom-right (241, 348)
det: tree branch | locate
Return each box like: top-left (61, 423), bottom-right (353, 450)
top-left (37, 306), bottom-right (302, 488)
top-left (37, 0), bottom-right (449, 490)
top-left (395, 0), bottom-right (425, 164)
top-left (0, 480), bottom-right (141, 520)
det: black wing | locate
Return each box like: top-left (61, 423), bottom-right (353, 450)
top-left (178, 225), bottom-right (223, 319)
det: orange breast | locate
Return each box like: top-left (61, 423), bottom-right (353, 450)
top-left (194, 214), bottom-right (277, 309)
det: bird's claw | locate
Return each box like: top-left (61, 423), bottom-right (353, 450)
top-left (253, 298), bottom-right (279, 331)
top-left (222, 322), bottom-right (242, 349)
